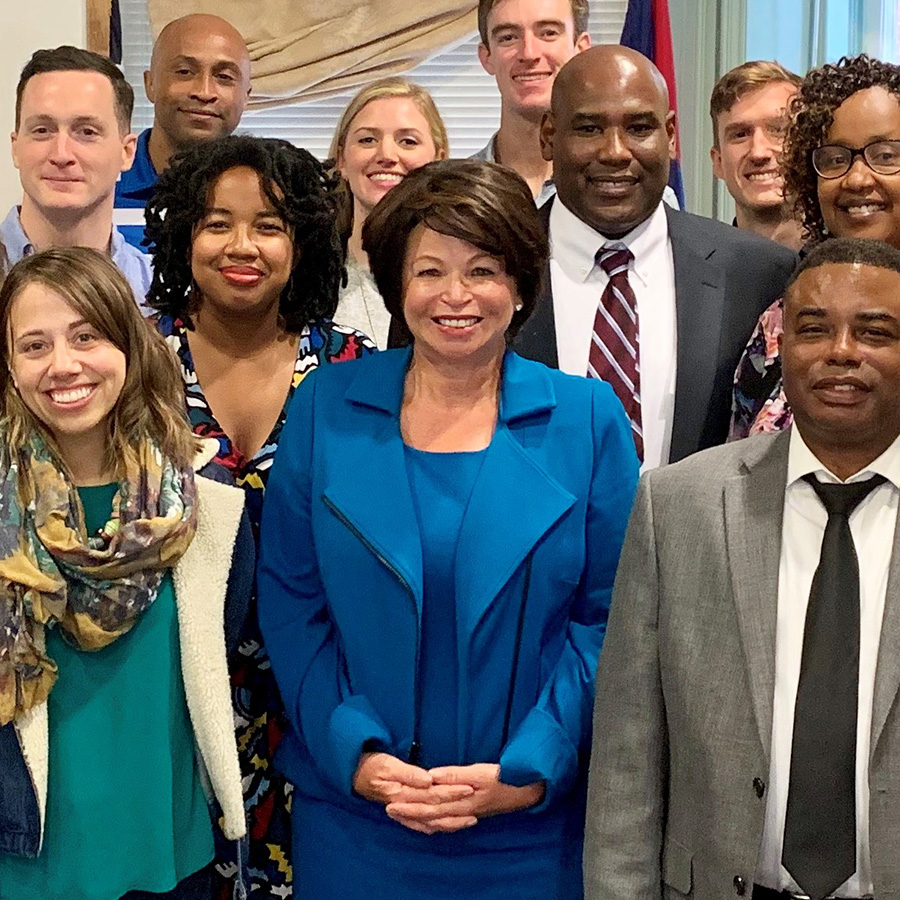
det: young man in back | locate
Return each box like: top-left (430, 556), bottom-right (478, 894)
top-left (710, 61), bottom-right (803, 249)
top-left (474, 0), bottom-right (590, 205)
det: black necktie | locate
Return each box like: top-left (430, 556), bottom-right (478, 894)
top-left (782, 473), bottom-right (887, 900)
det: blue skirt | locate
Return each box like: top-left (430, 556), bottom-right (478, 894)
top-left (291, 793), bottom-right (584, 900)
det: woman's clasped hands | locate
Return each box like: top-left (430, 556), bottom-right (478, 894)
top-left (353, 752), bottom-right (545, 835)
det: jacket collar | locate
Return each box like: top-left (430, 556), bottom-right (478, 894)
top-left (342, 347), bottom-right (558, 424)
top-left (326, 348), bottom-right (573, 628)
top-left (724, 429), bottom-right (790, 762)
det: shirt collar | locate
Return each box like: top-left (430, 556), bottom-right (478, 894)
top-left (549, 198), bottom-right (669, 286)
top-left (108, 222), bottom-right (128, 260)
top-left (1, 202), bottom-right (123, 261)
top-left (482, 132), bottom-right (555, 206)
top-left (117, 128), bottom-right (158, 197)
top-left (787, 425), bottom-right (900, 488)
top-left (482, 134), bottom-right (497, 163)
top-left (0, 205), bottom-right (33, 261)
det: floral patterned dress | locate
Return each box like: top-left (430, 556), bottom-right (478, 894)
top-left (729, 296), bottom-right (793, 441)
top-left (157, 314), bottom-right (375, 898)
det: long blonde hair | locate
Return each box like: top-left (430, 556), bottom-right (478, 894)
top-left (0, 248), bottom-right (199, 473)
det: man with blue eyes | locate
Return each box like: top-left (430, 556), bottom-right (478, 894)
top-left (113, 14), bottom-right (251, 249)
top-left (3, 46), bottom-right (152, 311)
top-left (473, 0), bottom-right (591, 206)
top-left (514, 45), bottom-right (795, 467)
top-left (710, 61), bottom-right (803, 251)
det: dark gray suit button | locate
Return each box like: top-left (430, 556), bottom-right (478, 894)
top-left (734, 875), bottom-right (747, 895)
top-left (753, 777), bottom-right (766, 798)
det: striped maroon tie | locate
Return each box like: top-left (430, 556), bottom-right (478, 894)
top-left (588, 246), bottom-right (643, 461)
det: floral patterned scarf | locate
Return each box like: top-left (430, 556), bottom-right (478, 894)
top-left (0, 434), bottom-right (197, 725)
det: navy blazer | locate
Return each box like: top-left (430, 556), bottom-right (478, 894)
top-left (513, 201), bottom-right (796, 463)
top-left (257, 349), bottom-right (639, 814)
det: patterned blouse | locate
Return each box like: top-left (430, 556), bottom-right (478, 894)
top-left (157, 314), bottom-right (375, 898)
top-left (729, 296), bottom-right (794, 440)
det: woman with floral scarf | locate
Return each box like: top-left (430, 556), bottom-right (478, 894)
top-left (0, 248), bottom-right (253, 900)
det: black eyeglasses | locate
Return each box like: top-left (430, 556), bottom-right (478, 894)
top-left (812, 140), bottom-right (900, 178)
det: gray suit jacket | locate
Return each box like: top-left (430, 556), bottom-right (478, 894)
top-left (584, 429), bottom-right (900, 900)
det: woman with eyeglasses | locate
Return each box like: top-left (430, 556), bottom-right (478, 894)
top-left (730, 54), bottom-right (900, 439)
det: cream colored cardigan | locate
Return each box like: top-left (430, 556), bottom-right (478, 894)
top-left (15, 439), bottom-right (248, 849)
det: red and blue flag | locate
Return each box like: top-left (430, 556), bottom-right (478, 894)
top-left (620, 0), bottom-right (685, 208)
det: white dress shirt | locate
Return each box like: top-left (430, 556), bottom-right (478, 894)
top-left (547, 199), bottom-right (677, 471)
top-left (757, 428), bottom-right (900, 897)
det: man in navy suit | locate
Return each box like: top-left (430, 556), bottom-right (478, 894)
top-left (513, 45), bottom-right (795, 466)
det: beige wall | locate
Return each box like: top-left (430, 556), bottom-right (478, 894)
top-left (0, 0), bottom-right (86, 211)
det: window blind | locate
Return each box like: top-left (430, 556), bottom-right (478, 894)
top-left (120, 2), bottom-right (628, 160)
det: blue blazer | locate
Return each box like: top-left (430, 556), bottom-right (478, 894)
top-left (257, 349), bottom-right (639, 813)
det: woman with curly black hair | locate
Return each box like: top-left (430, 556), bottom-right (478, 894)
top-left (145, 134), bottom-right (374, 898)
top-left (731, 54), bottom-right (900, 439)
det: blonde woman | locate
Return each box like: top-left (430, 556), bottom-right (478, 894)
top-left (330, 78), bottom-right (449, 348)
top-left (0, 248), bottom-right (252, 900)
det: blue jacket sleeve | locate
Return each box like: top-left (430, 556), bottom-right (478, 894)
top-left (257, 373), bottom-right (392, 797)
top-left (499, 382), bottom-right (640, 805)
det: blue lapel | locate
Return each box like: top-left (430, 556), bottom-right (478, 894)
top-left (321, 349), bottom-right (424, 607)
top-left (456, 354), bottom-right (576, 632)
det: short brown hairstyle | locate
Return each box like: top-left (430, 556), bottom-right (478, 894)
top-left (16, 46), bottom-right (134, 134)
top-left (0, 248), bottom-right (199, 474)
top-left (709, 60), bottom-right (801, 147)
top-left (477, 0), bottom-right (589, 46)
top-left (362, 158), bottom-right (547, 341)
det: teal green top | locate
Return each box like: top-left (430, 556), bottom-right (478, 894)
top-left (0, 483), bottom-right (214, 900)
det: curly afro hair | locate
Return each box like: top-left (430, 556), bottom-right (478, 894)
top-left (783, 54), bottom-right (900, 245)
top-left (145, 135), bottom-right (343, 332)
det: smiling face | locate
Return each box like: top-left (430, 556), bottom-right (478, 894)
top-left (781, 261), bottom-right (900, 475)
top-left (817, 87), bottom-right (900, 248)
top-left (711, 80), bottom-right (796, 218)
top-left (11, 70), bottom-right (136, 219)
top-left (8, 282), bottom-right (126, 466)
top-left (190, 166), bottom-right (294, 322)
top-left (541, 47), bottom-right (676, 238)
top-left (478, 0), bottom-right (589, 122)
top-left (402, 225), bottom-right (517, 367)
top-left (338, 96), bottom-right (442, 216)
top-left (144, 16), bottom-right (250, 153)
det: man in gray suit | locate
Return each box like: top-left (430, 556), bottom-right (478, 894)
top-left (585, 237), bottom-right (900, 900)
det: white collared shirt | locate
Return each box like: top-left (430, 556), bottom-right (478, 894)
top-left (757, 428), bottom-right (900, 897)
top-left (548, 199), bottom-right (677, 471)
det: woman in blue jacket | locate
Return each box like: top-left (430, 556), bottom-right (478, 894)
top-left (258, 159), bottom-right (639, 899)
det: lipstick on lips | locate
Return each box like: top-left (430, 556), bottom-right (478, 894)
top-left (433, 315), bottom-right (482, 334)
top-left (220, 266), bottom-right (263, 286)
